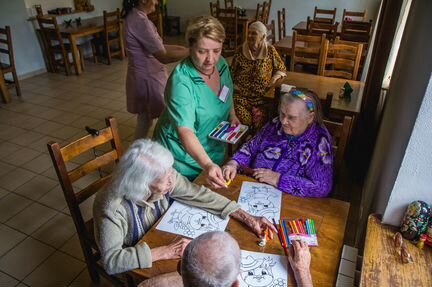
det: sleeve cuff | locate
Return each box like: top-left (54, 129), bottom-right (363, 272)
top-left (136, 242), bottom-right (153, 269)
top-left (220, 201), bottom-right (241, 219)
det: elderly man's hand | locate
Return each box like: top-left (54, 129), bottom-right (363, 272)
top-left (289, 240), bottom-right (313, 286)
top-left (151, 238), bottom-right (191, 262)
top-left (253, 168), bottom-right (281, 187)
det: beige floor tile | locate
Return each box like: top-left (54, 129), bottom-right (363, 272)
top-left (1, 148), bottom-right (41, 167)
top-left (12, 116), bottom-right (47, 131)
top-left (0, 162), bottom-right (15, 178)
top-left (6, 203), bottom-right (57, 235)
top-left (22, 153), bottom-right (53, 174)
top-left (31, 213), bottom-right (75, 248)
top-left (69, 269), bottom-right (114, 287)
top-left (0, 271), bottom-right (19, 287)
top-left (0, 187), bottom-right (9, 200)
top-left (0, 168), bottom-right (36, 191)
top-left (37, 185), bottom-right (68, 212)
top-left (36, 108), bottom-right (64, 121)
top-left (49, 126), bottom-right (82, 140)
top-left (51, 112), bottom-right (82, 126)
top-left (23, 251), bottom-right (85, 287)
top-left (70, 105), bottom-right (97, 116)
top-left (28, 135), bottom-right (63, 153)
top-left (0, 193), bottom-right (33, 223)
top-left (0, 125), bottom-right (26, 141)
top-left (0, 237), bottom-right (55, 280)
top-left (60, 234), bottom-right (84, 261)
top-left (9, 131), bottom-right (45, 147)
top-left (0, 224), bottom-right (26, 257)
top-left (87, 108), bottom-right (114, 120)
top-left (13, 175), bottom-right (58, 201)
top-left (67, 116), bottom-right (100, 130)
top-left (33, 121), bottom-right (64, 135)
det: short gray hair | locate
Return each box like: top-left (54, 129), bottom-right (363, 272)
top-left (182, 231), bottom-right (241, 287)
top-left (109, 139), bottom-right (174, 202)
top-left (249, 21), bottom-right (267, 36)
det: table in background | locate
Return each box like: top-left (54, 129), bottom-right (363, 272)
top-left (274, 35), bottom-right (292, 56)
top-left (130, 174), bottom-right (350, 286)
top-left (360, 214), bottom-right (432, 286)
top-left (292, 20), bottom-right (342, 34)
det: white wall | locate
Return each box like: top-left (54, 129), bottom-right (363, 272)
top-left (0, 0), bottom-right (122, 77)
top-left (169, 0), bottom-right (381, 34)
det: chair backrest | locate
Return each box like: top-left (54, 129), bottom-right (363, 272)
top-left (266, 20), bottom-right (276, 44)
top-left (103, 9), bottom-right (121, 36)
top-left (320, 91), bottom-right (333, 119)
top-left (321, 41), bottom-right (363, 80)
top-left (0, 26), bottom-right (15, 68)
top-left (224, 0), bottom-right (234, 8)
top-left (307, 16), bottom-right (338, 39)
top-left (313, 6), bottom-right (337, 24)
top-left (340, 20), bottom-right (373, 43)
top-left (217, 7), bottom-right (239, 56)
top-left (255, 2), bottom-right (270, 24)
top-left (342, 9), bottom-right (366, 22)
top-left (290, 30), bottom-right (326, 74)
top-left (37, 16), bottom-right (66, 49)
top-left (210, 0), bottom-right (220, 17)
top-left (277, 8), bottom-right (286, 41)
top-left (47, 117), bottom-right (123, 282)
top-left (323, 116), bottom-right (353, 176)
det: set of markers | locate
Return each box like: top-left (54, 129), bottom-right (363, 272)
top-left (286, 219), bottom-right (318, 247)
top-left (208, 121), bottom-right (248, 144)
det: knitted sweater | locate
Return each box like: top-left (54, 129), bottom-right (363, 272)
top-left (93, 171), bottom-right (240, 275)
top-left (232, 117), bottom-right (334, 197)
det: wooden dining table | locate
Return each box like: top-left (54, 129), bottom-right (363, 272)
top-left (129, 173), bottom-right (350, 286)
top-left (293, 20), bottom-right (342, 34)
top-left (57, 16), bottom-right (125, 75)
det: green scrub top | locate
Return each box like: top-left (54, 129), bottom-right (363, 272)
top-left (154, 57), bottom-right (233, 180)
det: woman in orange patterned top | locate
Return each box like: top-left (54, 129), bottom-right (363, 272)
top-left (230, 21), bottom-right (287, 131)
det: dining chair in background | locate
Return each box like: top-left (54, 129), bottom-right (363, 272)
top-left (321, 40), bottom-right (363, 80)
top-left (224, 0), bottom-right (234, 9)
top-left (37, 16), bottom-right (85, 75)
top-left (277, 8), bottom-right (286, 41)
top-left (342, 9), bottom-right (366, 22)
top-left (313, 6), bottom-right (337, 24)
top-left (0, 26), bottom-right (21, 103)
top-left (266, 20), bottom-right (276, 44)
top-left (47, 117), bottom-right (130, 286)
top-left (340, 19), bottom-right (373, 43)
top-left (255, 1), bottom-right (270, 24)
top-left (307, 16), bottom-right (338, 40)
top-left (216, 7), bottom-right (239, 57)
top-left (93, 9), bottom-right (125, 65)
top-left (210, 0), bottom-right (220, 17)
top-left (290, 30), bottom-right (326, 75)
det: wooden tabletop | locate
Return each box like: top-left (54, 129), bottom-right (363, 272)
top-left (293, 20), bottom-right (342, 34)
top-left (360, 214), bottom-right (432, 287)
top-left (277, 71), bottom-right (364, 114)
top-left (274, 35), bottom-right (293, 55)
top-left (57, 16), bottom-right (104, 36)
top-left (130, 174), bottom-right (350, 286)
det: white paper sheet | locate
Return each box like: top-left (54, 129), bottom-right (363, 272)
top-left (238, 182), bottom-right (282, 221)
top-left (238, 249), bottom-right (288, 287)
top-left (156, 201), bottom-right (229, 238)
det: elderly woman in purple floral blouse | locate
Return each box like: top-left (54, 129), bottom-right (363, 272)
top-left (222, 89), bottom-right (333, 197)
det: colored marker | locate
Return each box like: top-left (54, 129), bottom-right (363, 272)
top-left (225, 179), bottom-right (232, 186)
top-left (214, 123), bottom-right (229, 138)
top-left (210, 122), bottom-right (225, 137)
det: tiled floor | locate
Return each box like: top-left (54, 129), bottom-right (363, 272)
top-left (0, 59), bottom-right (148, 287)
top-left (0, 52), bottom-right (362, 286)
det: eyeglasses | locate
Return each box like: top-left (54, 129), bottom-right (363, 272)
top-left (291, 90), bottom-right (314, 112)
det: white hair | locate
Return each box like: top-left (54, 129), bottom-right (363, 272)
top-left (109, 139), bottom-right (174, 202)
top-left (249, 21), bottom-right (267, 36)
top-left (182, 231), bottom-right (241, 287)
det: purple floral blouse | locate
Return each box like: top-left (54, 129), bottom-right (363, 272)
top-left (232, 117), bottom-right (334, 197)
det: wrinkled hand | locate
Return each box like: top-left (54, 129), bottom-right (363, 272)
top-left (204, 162), bottom-right (227, 189)
top-left (151, 238), bottom-right (191, 262)
top-left (289, 240), bottom-right (313, 286)
top-left (253, 168), bottom-right (281, 186)
top-left (222, 160), bottom-right (238, 181)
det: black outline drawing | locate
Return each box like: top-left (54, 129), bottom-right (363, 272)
top-left (239, 184), bottom-right (281, 219)
top-left (240, 255), bottom-right (287, 287)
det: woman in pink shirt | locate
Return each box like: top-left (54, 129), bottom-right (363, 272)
top-left (123, 0), bottom-right (188, 138)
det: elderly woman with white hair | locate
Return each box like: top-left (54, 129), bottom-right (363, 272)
top-left (93, 139), bottom-right (276, 275)
top-left (231, 21), bottom-right (287, 130)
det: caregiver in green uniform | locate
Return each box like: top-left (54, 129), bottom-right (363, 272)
top-left (154, 15), bottom-right (240, 188)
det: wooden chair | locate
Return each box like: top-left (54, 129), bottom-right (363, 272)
top-left (307, 17), bottom-right (338, 39)
top-left (37, 16), bottom-right (84, 75)
top-left (224, 0), bottom-right (234, 8)
top-left (266, 20), bottom-right (276, 44)
top-left (340, 20), bottom-right (373, 43)
top-left (255, 1), bottom-right (270, 24)
top-left (210, 0), bottom-right (220, 17)
top-left (342, 9), bottom-right (366, 22)
top-left (162, 3), bottom-right (180, 36)
top-left (216, 7), bottom-right (239, 57)
top-left (47, 117), bottom-right (127, 286)
top-left (94, 9), bottom-right (125, 65)
top-left (321, 40), bottom-right (363, 80)
top-left (323, 116), bottom-right (353, 176)
top-left (313, 6), bottom-right (337, 24)
top-left (277, 8), bottom-right (286, 41)
top-left (0, 26), bottom-right (21, 103)
top-left (290, 31), bottom-right (326, 74)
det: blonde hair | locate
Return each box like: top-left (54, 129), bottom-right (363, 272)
top-left (185, 15), bottom-right (225, 47)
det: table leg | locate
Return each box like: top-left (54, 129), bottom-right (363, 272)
top-left (69, 35), bottom-right (82, 75)
top-left (0, 71), bottom-right (11, 104)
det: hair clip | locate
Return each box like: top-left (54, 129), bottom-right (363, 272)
top-left (291, 90), bottom-right (314, 112)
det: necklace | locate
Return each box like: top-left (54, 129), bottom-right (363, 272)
top-left (199, 66), bottom-right (216, 79)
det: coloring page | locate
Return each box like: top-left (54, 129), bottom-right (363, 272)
top-left (239, 250), bottom-right (288, 287)
top-left (238, 182), bottom-right (282, 221)
top-left (156, 201), bottom-right (229, 238)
